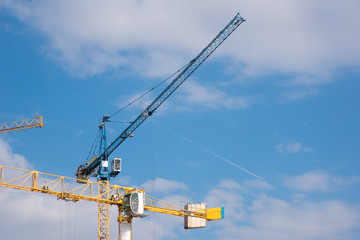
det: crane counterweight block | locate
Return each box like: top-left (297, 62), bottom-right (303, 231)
top-left (76, 164), bottom-right (90, 183)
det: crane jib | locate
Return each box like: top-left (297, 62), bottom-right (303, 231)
top-left (104, 13), bottom-right (245, 158)
top-left (76, 13), bottom-right (246, 181)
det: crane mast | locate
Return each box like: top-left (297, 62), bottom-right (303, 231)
top-left (76, 13), bottom-right (246, 182)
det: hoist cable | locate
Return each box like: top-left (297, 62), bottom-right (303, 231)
top-left (86, 129), bottom-right (101, 162)
top-left (107, 120), bottom-right (132, 124)
top-left (109, 61), bottom-right (191, 118)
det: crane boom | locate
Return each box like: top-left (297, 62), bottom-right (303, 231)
top-left (76, 13), bottom-right (246, 180)
top-left (104, 13), bottom-right (245, 158)
top-left (0, 116), bottom-right (43, 133)
top-left (0, 165), bottom-right (222, 221)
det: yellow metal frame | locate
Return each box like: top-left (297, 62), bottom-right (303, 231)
top-left (145, 194), bottom-right (223, 220)
top-left (0, 165), bottom-right (223, 220)
top-left (98, 180), bottom-right (110, 240)
top-left (0, 165), bottom-right (223, 239)
top-left (0, 116), bottom-right (44, 133)
top-left (0, 165), bottom-right (129, 204)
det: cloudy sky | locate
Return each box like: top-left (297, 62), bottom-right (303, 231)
top-left (0, 0), bottom-right (360, 239)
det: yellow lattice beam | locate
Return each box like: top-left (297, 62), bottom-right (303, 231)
top-left (0, 116), bottom-right (44, 133)
top-left (0, 165), bottom-right (127, 204)
top-left (0, 165), bottom-right (222, 221)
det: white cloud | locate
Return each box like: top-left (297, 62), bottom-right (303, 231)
top-left (282, 88), bottom-right (320, 101)
top-left (0, 190), bottom-right (104, 240)
top-left (276, 141), bottom-right (313, 154)
top-left (132, 214), bottom-right (180, 240)
top-left (280, 171), bottom-right (360, 192)
top-left (286, 75), bottom-right (333, 87)
top-left (114, 80), bottom-right (249, 114)
top-left (141, 177), bottom-right (188, 194)
top-left (238, 196), bottom-right (360, 240)
top-left (243, 179), bottom-right (274, 191)
top-left (114, 91), bottom-right (154, 113)
top-left (177, 81), bottom-right (249, 111)
top-left (206, 178), bottom-right (247, 210)
top-left (1, 0), bottom-right (359, 81)
top-left (0, 137), bottom-right (33, 169)
top-left (205, 179), bottom-right (360, 240)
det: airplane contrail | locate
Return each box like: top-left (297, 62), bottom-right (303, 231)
top-left (154, 122), bottom-right (264, 181)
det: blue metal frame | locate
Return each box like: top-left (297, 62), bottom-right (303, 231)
top-left (98, 115), bottom-right (110, 179)
top-left (77, 13), bottom-right (246, 181)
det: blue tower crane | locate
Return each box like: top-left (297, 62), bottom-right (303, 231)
top-left (76, 13), bottom-right (246, 182)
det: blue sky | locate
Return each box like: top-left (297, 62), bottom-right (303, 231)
top-left (0, 0), bottom-right (360, 239)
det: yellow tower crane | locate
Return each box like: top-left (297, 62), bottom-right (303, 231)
top-left (0, 116), bottom-right (44, 133)
top-left (0, 165), bottom-right (224, 239)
